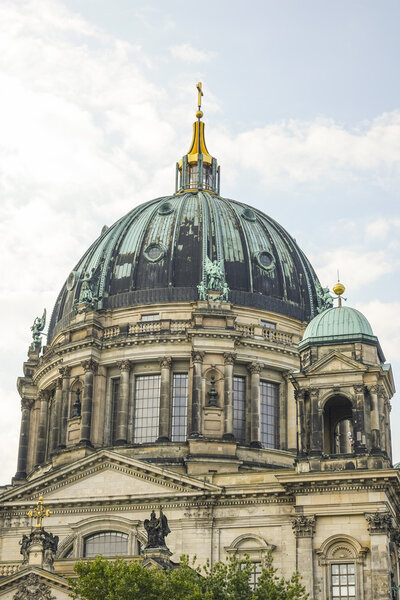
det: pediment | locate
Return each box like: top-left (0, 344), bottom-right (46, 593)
top-left (1, 450), bottom-right (221, 504)
top-left (305, 350), bottom-right (367, 375)
top-left (0, 568), bottom-right (70, 599)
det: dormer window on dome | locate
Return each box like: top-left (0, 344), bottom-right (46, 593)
top-left (175, 83), bottom-right (220, 194)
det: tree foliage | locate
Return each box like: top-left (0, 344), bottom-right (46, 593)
top-left (68, 552), bottom-right (309, 600)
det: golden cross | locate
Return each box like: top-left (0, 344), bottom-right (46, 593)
top-left (196, 82), bottom-right (203, 108)
top-left (27, 496), bottom-right (52, 528)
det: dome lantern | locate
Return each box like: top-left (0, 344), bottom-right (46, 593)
top-left (175, 82), bottom-right (220, 194)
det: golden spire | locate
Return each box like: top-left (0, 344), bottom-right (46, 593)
top-left (196, 82), bottom-right (203, 118)
top-left (333, 272), bottom-right (345, 307)
top-left (27, 496), bottom-right (52, 528)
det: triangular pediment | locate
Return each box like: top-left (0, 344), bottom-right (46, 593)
top-left (1, 450), bottom-right (221, 505)
top-left (305, 350), bottom-right (367, 375)
top-left (0, 567), bottom-right (70, 599)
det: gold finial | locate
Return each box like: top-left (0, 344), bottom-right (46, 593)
top-left (333, 272), bottom-right (345, 307)
top-left (27, 496), bottom-right (52, 528)
top-left (196, 82), bottom-right (203, 119)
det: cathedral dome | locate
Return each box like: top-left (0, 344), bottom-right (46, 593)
top-left (48, 192), bottom-right (323, 342)
top-left (299, 305), bottom-right (378, 348)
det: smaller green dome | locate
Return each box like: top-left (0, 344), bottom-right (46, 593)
top-left (299, 306), bottom-right (377, 349)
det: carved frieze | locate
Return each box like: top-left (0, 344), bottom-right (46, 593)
top-left (13, 573), bottom-right (56, 600)
top-left (292, 515), bottom-right (316, 538)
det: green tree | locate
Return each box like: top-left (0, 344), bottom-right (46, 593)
top-left (68, 552), bottom-right (309, 600)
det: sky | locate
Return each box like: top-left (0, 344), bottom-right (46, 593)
top-left (1, 0), bottom-right (400, 482)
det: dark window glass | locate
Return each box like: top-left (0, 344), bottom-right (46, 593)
top-left (111, 378), bottom-right (120, 444)
top-left (172, 373), bottom-right (188, 442)
top-left (260, 381), bottom-right (279, 449)
top-left (331, 563), bottom-right (355, 599)
top-left (203, 165), bottom-right (213, 190)
top-left (134, 375), bottom-right (160, 443)
top-left (233, 376), bottom-right (246, 444)
top-left (84, 531), bottom-right (128, 558)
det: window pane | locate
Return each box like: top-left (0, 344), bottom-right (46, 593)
top-left (172, 373), bottom-right (188, 442)
top-left (134, 375), bottom-right (160, 443)
top-left (260, 381), bottom-right (279, 449)
top-left (248, 563), bottom-right (262, 590)
top-left (331, 564), bottom-right (356, 600)
top-left (233, 376), bottom-right (246, 443)
top-left (84, 532), bottom-right (128, 557)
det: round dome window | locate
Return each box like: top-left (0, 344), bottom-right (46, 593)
top-left (242, 207), bottom-right (257, 222)
top-left (158, 202), bottom-right (173, 215)
top-left (256, 251), bottom-right (275, 271)
top-left (144, 243), bottom-right (166, 263)
top-left (66, 271), bottom-right (79, 291)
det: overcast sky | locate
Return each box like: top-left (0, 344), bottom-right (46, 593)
top-left (1, 0), bottom-right (400, 482)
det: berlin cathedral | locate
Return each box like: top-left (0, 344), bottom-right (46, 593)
top-left (0, 84), bottom-right (398, 600)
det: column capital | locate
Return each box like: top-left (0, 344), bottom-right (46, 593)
top-left (21, 398), bottom-right (33, 410)
top-left (223, 353), bottom-right (236, 365)
top-left (247, 361), bottom-right (262, 375)
top-left (367, 384), bottom-right (379, 395)
top-left (291, 515), bottom-right (316, 538)
top-left (365, 511), bottom-right (393, 534)
top-left (55, 377), bottom-right (63, 390)
top-left (159, 356), bottom-right (172, 370)
top-left (191, 351), bottom-right (204, 364)
top-left (59, 366), bottom-right (71, 378)
top-left (294, 389), bottom-right (306, 400)
top-left (81, 359), bottom-right (98, 373)
top-left (308, 387), bottom-right (319, 400)
top-left (353, 384), bottom-right (365, 395)
top-left (38, 389), bottom-right (49, 401)
top-left (117, 360), bottom-right (132, 372)
top-left (377, 384), bottom-right (387, 399)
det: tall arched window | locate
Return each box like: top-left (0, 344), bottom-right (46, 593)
top-left (323, 396), bottom-right (354, 455)
top-left (84, 531), bottom-right (128, 558)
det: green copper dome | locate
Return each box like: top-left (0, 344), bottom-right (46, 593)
top-left (298, 305), bottom-right (383, 355)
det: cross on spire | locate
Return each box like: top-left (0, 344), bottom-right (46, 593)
top-left (27, 496), bottom-right (52, 528)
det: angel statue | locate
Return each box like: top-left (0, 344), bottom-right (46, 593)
top-left (144, 508), bottom-right (171, 549)
top-left (30, 309), bottom-right (46, 351)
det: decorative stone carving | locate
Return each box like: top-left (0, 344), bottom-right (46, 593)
top-left (30, 309), bottom-right (46, 352)
top-left (368, 385), bottom-right (379, 395)
top-left (316, 281), bottom-right (333, 313)
top-left (191, 351), bottom-right (204, 364)
top-left (55, 377), bottom-right (62, 390)
top-left (198, 257), bottom-right (230, 302)
top-left (21, 398), bottom-right (32, 410)
top-left (159, 356), bottom-right (172, 370)
top-left (144, 509), bottom-right (170, 549)
top-left (19, 529), bottom-right (58, 571)
top-left (247, 362), bottom-right (262, 375)
top-left (309, 388), bottom-right (319, 400)
top-left (71, 388), bottom-right (81, 418)
top-left (353, 384), bottom-right (365, 395)
top-left (366, 511), bottom-right (393, 534)
top-left (207, 375), bottom-right (219, 407)
top-left (59, 366), bottom-right (71, 378)
top-left (292, 515), bottom-right (316, 538)
top-left (294, 389), bottom-right (306, 400)
top-left (81, 359), bottom-right (98, 373)
top-left (117, 360), bottom-right (131, 372)
top-left (223, 353), bottom-right (236, 365)
top-left (13, 573), bottom-right (56, 600)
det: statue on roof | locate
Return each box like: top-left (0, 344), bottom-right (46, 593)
top-left (316, 282), bottom-right (333, 313)
top-left (144, 508), bottom-right (170, 549)
top-left (30, 309), bottom-right (46, 351)
top-left (198, 257), bottom-right (230, 302)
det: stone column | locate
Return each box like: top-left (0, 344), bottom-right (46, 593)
top-left (248, 362), bottom-right (262, 448)
top-left (366, 512), bottom-right (392, 599)
top-left (58, 366), bottom-right (71, 449)
top-left (49, 378), bottom-right (62, 453)
top-left (369, 385), bottom-right (381, 452)
top-left (309, 388), bottom-right (323, 455)
top-left (35, 390), bottom-right (50, 465)
top-left (14, 398), bottom-right (32, 479)
top-left (223, 353), bottom-right (235, 440)
top-left (295, 389), bottom-right (307, 455)
top-left (353, 384), bottom-right (367, 453)
top-left (292, 515), bottom-right (316, 597)
top-left (190, 351), bottom-right (204, 437)
top-left (158, 357), bottom-right (172, 442)
top-left (378, 385), bottom-right (387, 455)
top-left (103, 375), bottom-right (113, 446)
top-left (79, 360), bottom-right (98, 447)
top-left (385, 399), bottom-right (392, 460)
top-left (115, 360), bottom-right (131, 445)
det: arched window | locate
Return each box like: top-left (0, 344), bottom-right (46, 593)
top-left (323, 396), bottom-right (354, 455)
top-left (84, 531), bottom-right (128, 558)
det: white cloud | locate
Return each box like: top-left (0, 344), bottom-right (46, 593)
top-left (356, 301), bottom-right (400, 364)
top-left (213, 112), bottom-right (400, 187)
top-left (170, 43), bottom-right (215, 63)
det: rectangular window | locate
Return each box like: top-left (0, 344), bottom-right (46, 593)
top-left (260, 381), bottom-right (279, 449)
top-left (331, 563), bottom-right (355, 600)
top-left (171, 373), bottom-right (188, 442)
top-left (111, 378), bottom-right (120, 443)
top-left (134, 375), bottom-right (160, 443)
top-left (233, 376), bottom-right (246, 444)
top-left (249, 563), bottom-right (262, 590)
top-left (141, 313), bottom-right (160, 322)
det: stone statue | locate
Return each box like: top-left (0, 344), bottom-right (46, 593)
top-left (30, 309), bottom-right (46, 351)
top-left (144, 508), bottom-right (170, 549)
top-left (19, 534), bottom-right (30, 565)
top-left (71, 388), bottom-right (81, 418)
top-left (75, 261), bottom-right (103, 313)
top-left (18, 529), bottom-right (59, 572)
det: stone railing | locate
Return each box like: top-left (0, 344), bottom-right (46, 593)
top-left (103, 320), bottom-right (192, 340)
top-left (0, 562), bottom-right (19, 576)
top-left (103, 325), bottom-right (120, 339)
top-left (236, 324), bottom-right (294, 345)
